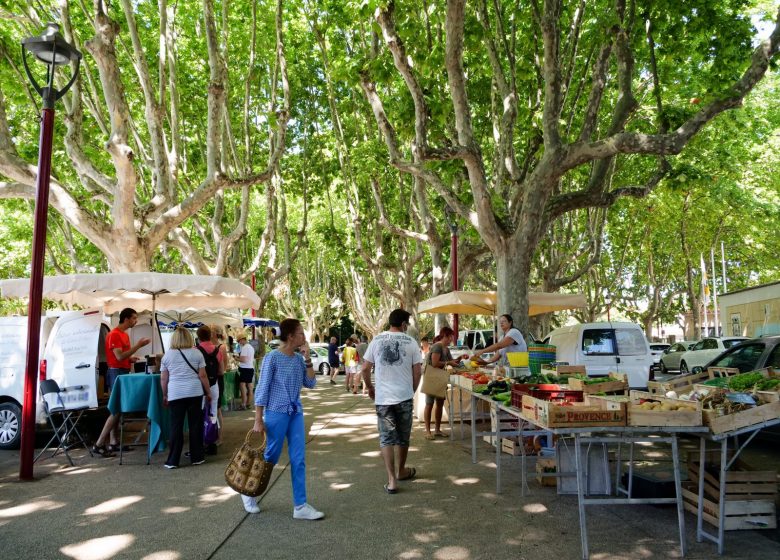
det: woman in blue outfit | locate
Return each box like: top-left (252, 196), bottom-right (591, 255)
top-left (240, 318), bottom-right (324, 520)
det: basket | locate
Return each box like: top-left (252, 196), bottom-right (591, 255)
top-left (528, 344), bottom-right (557, 374)
top-left (224, 430), bottom-right (275, 497)
top-left (507, 352), bottom-right (529, 367)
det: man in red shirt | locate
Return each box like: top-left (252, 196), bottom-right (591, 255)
top-left (92, 307), bottom-right (150, 457)
top-left (105, 307), bottom-right (151, 391)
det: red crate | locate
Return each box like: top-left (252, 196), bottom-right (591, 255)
top-left (510, 384), bottom-right (576, 408)
top-left (529, 387), bottom-right (583, 404)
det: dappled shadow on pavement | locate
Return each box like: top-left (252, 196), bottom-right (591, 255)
top-left (0, 382), bottom-right (777, 559)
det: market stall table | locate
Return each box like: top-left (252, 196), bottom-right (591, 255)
top-left (456, 385), bottom-right (709, 560)
top-left (107, 373), bottom-right (168, 463)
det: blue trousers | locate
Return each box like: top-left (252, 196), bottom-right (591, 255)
top-left (264, 410), bottom-right (307, 506)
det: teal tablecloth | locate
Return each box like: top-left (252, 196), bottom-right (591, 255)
top-left (108, 373), bottom-right (168, 458)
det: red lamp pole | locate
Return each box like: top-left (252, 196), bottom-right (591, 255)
top-left (19, 108), bottom-right (55, 480)
top-left (19, 23), bottom-right (81, 480)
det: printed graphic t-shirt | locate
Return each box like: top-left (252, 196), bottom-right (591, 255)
top-left (363, 331), bottom-right (422, 406)
top-left (106, 328), bottom-right (131, 369)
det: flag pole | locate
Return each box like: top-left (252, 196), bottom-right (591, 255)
top-left (700, 253), bottom-right (709, 337)
top-left (711, 248), bottom-right (719, 337)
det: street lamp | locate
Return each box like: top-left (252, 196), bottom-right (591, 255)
top-left (19, 23), bottom-right (81, 481)
top-left (444, 206), bottom-right (459, 337)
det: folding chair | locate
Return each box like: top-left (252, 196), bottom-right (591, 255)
top-left (118, 412), bottom-right (151, 465)
top-left (35, 380), bottom-right (94, 466)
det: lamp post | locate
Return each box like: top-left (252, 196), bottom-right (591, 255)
top-left (19, 23), bottom-right (81, 481)
top-left (444, 207), bottom-right (459, 337)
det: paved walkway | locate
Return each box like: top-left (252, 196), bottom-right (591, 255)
top-left (0, 381), bottom-right (778, 559)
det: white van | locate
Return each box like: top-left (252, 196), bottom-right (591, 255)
top-left (0, 310), bottom-right (111, 449)
top-left (543, 322), bottom-right (653, 388)
top-left (459, 329), bottom-right (495, 351)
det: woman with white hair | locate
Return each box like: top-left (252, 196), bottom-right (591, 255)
top-left (160, 327), bottom-right (211, 468)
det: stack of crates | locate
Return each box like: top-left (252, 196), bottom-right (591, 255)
top-left (528, 344), bottom-right (556, 374)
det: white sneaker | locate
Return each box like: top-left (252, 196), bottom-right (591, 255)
top-left (241, 495), bottom-right (260, 514)
top-left (293, 503), bottom-right (324, 520)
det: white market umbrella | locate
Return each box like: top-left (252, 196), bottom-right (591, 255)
top-left (0, 273), bottom-right (260, 353)
top-left (417, 290), bottom-right (586, 317)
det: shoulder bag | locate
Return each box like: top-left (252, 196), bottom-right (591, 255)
top-left (420, 361), bottom-right (449, 399)
top-left (224, 430), bottom-right (275, 497)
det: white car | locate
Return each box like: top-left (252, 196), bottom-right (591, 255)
top-left (308, 343), bottom-right (333, 375)
top-left (678, 337), bottom-right (749, 373)
top-left (649, 343), bottom-right (671, 369)
top-left (658, 340), bottom-right (698, 373)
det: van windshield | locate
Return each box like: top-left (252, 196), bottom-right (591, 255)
top-left (483, 330), bottom-right (495, 347)
top-left (614, 328), bottom-right (647, 356)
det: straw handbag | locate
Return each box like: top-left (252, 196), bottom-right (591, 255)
top-left (224, 430), bottom-right (275, 497)
top-left (420, 362), bottom-right (449, 399)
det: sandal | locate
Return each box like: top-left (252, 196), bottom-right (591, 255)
top-left (434, 432), bottom-right (447, 438)
top-left (91, 445), bottom-right (116, 458)
top-left (383, 483), bottom-right (398, 494)
top-left (398, 467), bottom-right (416, 481)
top-left (424, 433), bottom-right (435, 441)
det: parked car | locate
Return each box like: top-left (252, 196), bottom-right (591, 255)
top-left (309, 343), bottom-right (332, 375)
top-left (679, 337), bottom-right (749, 373)
top-left (649, 343), bottom-right (671, 370)
top-left (658, 340), bottom-right (699, 373)
top-left (699, 335), bottom-right (780, 374)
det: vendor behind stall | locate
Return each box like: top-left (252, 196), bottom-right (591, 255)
top-left (468, 314), bottom-right (526, 367)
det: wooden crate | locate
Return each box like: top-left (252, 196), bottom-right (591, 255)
top-left (501, 437), bottom-right (523, 456)
top-left (453, 372), bottom-right (490, 391)
top-left (707, 366), bottom-right (741, 379)
top-left (536, 457), bottom-right (557, 486)
top-left (647, 371), bottom-right (709, 395)
top-left (703, 400), bottom-right (780, 434)
top-left (682, 482), bottom-right (777, 530)
top-left (568, 372), bottom-right (628, 395)
top-left (627, 393), bottom-right (702, 427)
top-left (688, 457), bottom-right (777, 502)
top-left (521, 394), bottom-right (626, 428)
top-left (541, 365), bottom-right (586, 377)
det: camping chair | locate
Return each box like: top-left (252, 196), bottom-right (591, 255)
top-left (34, 380), bottom-right (94, 466)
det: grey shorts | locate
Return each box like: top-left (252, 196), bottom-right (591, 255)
top-left (376, 399), bottom-right (413, 448)
top-left (425, 394), bottom-right (446, 406)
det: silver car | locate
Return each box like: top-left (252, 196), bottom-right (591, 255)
top-left (658, 341), bottom-right (698, 373)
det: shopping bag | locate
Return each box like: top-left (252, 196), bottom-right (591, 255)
top-left (420, 363), bottom-right (449, 398)
top-left (224, 430), bottom-right (275, 497)
top-left (203, 405), bottom-right (219, 446)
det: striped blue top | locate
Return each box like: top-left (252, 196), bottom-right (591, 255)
top-left (254, 349), bottom-right (317, 414)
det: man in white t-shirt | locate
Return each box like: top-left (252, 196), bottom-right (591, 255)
top-left (236, 334), bottom-right (256, 410)
top-left (361, 309), bottom-right (422, 494)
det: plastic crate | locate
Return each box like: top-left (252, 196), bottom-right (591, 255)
top-left (528, 344), bottom-right (556, 374)
top-left (530, 387), bottom-right (583, 403)
top-left (510, 383), bottom-right (564, 408)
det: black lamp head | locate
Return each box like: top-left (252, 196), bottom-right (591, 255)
top-left (22, 23), bottom-right (82, 66)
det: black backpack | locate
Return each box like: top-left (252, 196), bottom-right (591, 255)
top-left (197, 344), bottom-right (221, 386)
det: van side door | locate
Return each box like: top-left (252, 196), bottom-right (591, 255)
top-left (613, 327), bottom-right (651, 387)
top-left (579, 328), bottom-right (618, 376)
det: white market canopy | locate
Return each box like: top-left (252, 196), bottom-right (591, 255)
top-left (417, 290), bottom-right (587, 317)
top-left (0, 273), bottom-right (260, 314)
